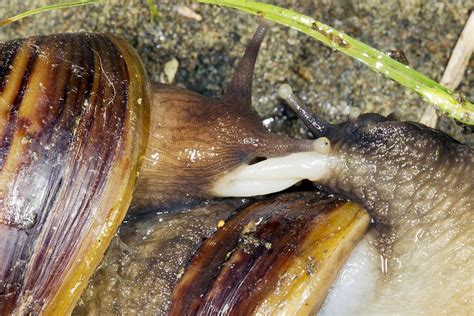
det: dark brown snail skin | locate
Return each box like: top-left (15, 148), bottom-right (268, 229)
top-left (275, 89), bottom-right (474, 312)
top-left (0, 22), bottom-right (314, 314)
top-left (129, 21), bottom-right (316, 211)
top-left (131, 82), bottom-right (312, 210)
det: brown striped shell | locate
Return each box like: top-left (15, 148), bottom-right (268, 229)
top-left (170, 192), bottom-right (369, 315)
top-left (0, 33), bottom-right (149, 314)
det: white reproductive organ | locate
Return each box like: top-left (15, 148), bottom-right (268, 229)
top-left (212, 138), bottom-right (340, 197)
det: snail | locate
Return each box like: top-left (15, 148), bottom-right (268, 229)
top-left (1, 15), bottom-right (473, 316)
top-left (0, 21), bottom-right (319, 314)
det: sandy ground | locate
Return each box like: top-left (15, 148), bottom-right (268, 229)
top-left (1, 0), bottom-right (473, 144)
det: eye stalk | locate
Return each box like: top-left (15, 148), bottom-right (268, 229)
top-left (278, 83), bottom-right (332, 138)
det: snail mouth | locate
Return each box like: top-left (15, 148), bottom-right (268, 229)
top-left (211, 142), bottom-right (340, 197)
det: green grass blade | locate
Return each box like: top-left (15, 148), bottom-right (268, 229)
top-left (147, 0), bottom-right (160, 20)
top-left (199, 0), bottom-right (474, 126)
top-left (0, 0), bottom-right (101, 27)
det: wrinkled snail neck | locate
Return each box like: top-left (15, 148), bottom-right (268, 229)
top-left (132, 21), bottom-right (317, 210)
top-left (279, 82), bottom-right (473, 245)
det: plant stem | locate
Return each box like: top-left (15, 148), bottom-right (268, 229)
top-left (199, 0), bottom-right (474, 126)
top-left (0, 0), bottom-right (101, 27)
top-left (146, 0), bottom-right (160, 21)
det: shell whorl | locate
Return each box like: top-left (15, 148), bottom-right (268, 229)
top-left (0, 33), bottom-right (148, 314)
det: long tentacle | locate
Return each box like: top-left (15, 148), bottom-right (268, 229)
top-left (278, 84), bottom-right (332, 138)
top-left (224, 20), bottom-right (271, 106)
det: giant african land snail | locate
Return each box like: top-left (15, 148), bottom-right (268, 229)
top-left (0, 21), bottom-right (318, 314)
top-left (0, 18), bottom-right (472, 315)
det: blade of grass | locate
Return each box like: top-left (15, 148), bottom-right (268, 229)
top-left (0, 0), bottom-right (101, 27)
top-left (147, 0), bottom-right (160, 21)
top-left (199, 0), bottom-right (474, 126)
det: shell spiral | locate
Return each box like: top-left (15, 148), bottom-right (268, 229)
top-left (0, 33), bottom-right (149, 314)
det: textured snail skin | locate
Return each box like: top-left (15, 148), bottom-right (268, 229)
top-left (131, 22), bottom-right (312, 211)
top-left (314, 114), bottom-right (473, 312)
top-left (131, 83), bottom-right (312, 211)
top-left (323, 114), bottom-right (473, 227)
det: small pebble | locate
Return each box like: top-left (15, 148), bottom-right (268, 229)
top-left (173, 4), bottom-right (202, 21)
top-left (160, 58), bottom-right (179, 84)
top-left (217, 219), bottom-right (225, 228)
